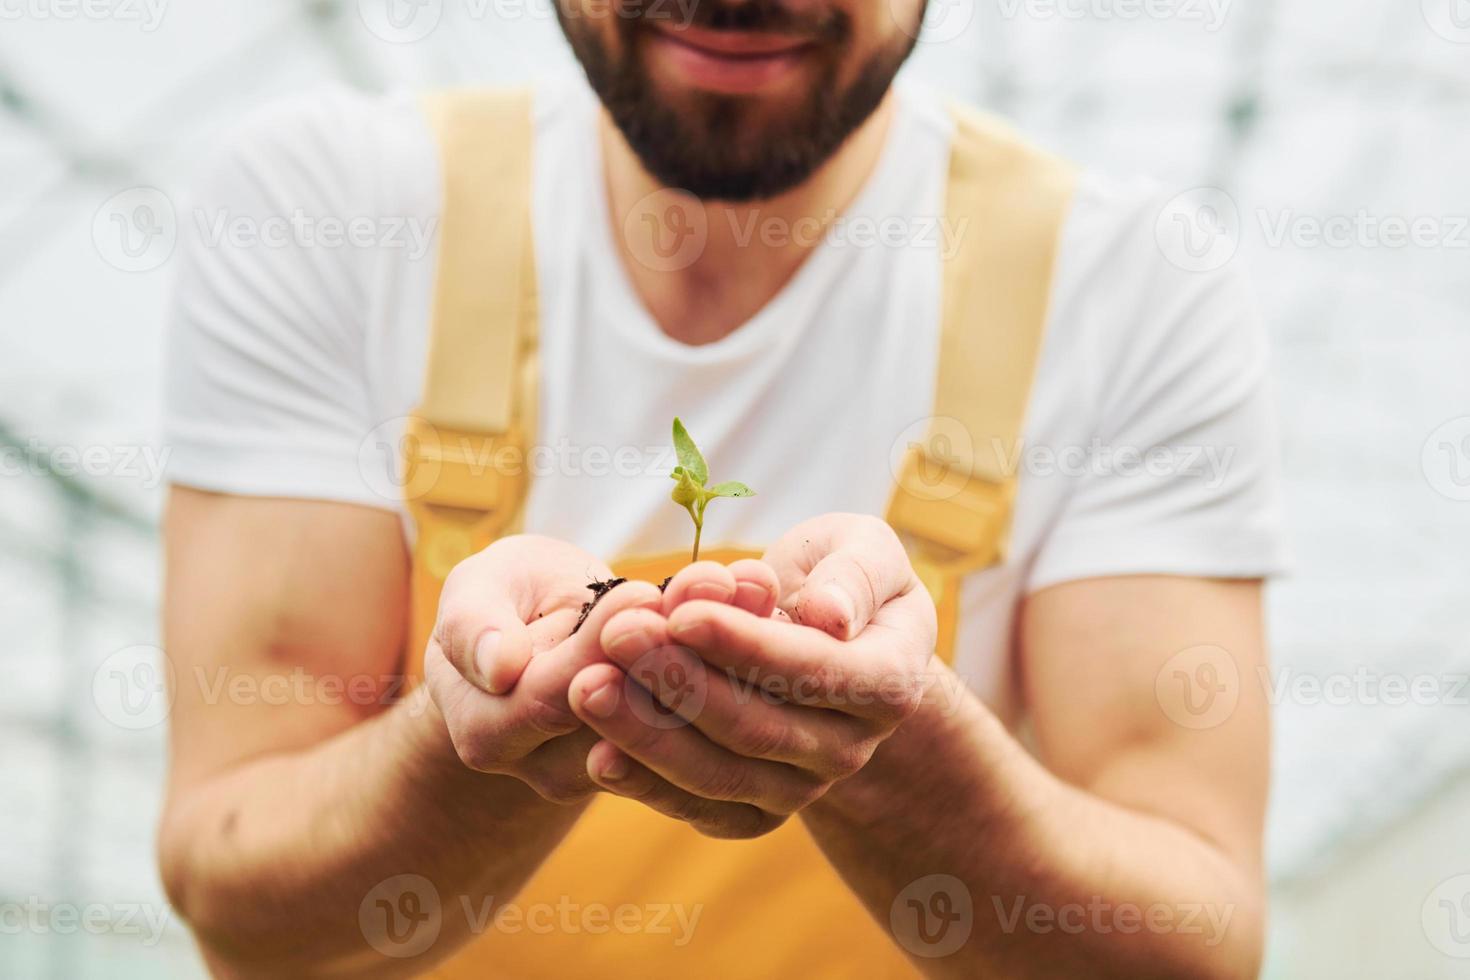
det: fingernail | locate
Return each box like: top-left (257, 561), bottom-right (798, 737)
top-left (475, 631), bottom-right (504, 691)
top-left (600, 752), bottom-right (631, 782)
top-left (669, 617), bottom-right (703, 642)
top-left (735, 580), bottom-right (771, 609)
top-left (687, 581), bottom-right (734, 602)
top-left (821, 584), bottom-right (856, 629)
top-left (605, 627), bottom-right (650, 659)
top-left (581, 681), bottom-right (619, 719)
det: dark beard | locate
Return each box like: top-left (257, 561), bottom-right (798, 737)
top-left (558, 1), bottom-right (917, 202)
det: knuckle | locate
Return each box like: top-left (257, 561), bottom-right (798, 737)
top-left (527, 772), bottom-right (590, 806)
top-left (726, 716), bottom-right (790, 761)
top-left (785, 778), bottom-right (831, 814)
top-left (448, 723), bottom-right (500, 774)
top-left (827, 739), bottom-right (876, 781)
top-left (693, 763), bottom-right (751, 803)
top-left (669, 793), bottom-right (715, 826)
top-left (522, 695), bottom-right (580, 738)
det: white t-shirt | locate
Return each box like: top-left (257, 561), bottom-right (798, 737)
top-left (164, 75), bottom-right (1287, 722)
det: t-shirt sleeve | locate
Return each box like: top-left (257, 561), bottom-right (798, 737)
top-left (1025, 185), bottom-right (1290, 592)
top-left (162, 89), bottom-right (394, 511)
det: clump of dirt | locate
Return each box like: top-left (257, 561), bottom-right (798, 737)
top-left (570, 575), bottom-right (674, 634)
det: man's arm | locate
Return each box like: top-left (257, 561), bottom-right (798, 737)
top-left (156, 488), bottom-right (654, 977)
top-left (802, 574), bottom-right (1269, 980)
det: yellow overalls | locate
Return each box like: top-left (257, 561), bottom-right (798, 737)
top-left (398, 89), bottom-right (1076, 979)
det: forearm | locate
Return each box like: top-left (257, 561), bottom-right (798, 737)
top-left (802, 667), bottom-right (1264, 980)
top-left (159, 685), bottom-right (583, 978)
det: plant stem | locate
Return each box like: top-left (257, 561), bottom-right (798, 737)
top-left (692, 522), bottom-right (702, 563)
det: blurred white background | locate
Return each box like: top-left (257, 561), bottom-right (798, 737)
top-left (1, 0), bottom-right (1468, 976)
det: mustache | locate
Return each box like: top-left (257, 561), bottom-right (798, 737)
top-left (623, 0), bottom-right (849, 42)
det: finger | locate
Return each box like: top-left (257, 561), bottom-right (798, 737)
top-left (659, 561), bottom-right (738, 613)
top-left (433, 534), bottom-right (611, 694)
top-left (448, 580), bottom-right (667, 768)
top-left (666, 598), bottom-right (934, 722)
top-left (516, 580), bottom-right (665, 730)
top-left (585, 741), bottom-right (782, 840)
top-left (599, 608), bottom-right (872, 779)
top-left (727, 558), bottom-right (780, 618)
top-left (763, 514), bottom-right (916, 640)
top-left (569, 664), bottom-right (824, 815)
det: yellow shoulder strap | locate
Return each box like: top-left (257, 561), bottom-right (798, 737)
top-left (886, 103), bottom-right (1077, 658)
top-left (411, 88), bottom-right (538, 562)
top-left (406, 89), bottom-right (539, 668)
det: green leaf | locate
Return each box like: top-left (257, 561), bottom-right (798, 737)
top-left (708, 481), bottom-right (755, 498)
top-left (671, 418), bottom-right (708, 486)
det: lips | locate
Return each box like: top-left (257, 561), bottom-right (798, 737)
top-left (643, 23), bottom-right (816, 94)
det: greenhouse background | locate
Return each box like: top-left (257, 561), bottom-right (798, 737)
top-left (2, 0), bottom-right (1469, 976)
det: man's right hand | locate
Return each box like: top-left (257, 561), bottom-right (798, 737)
top-left (424, 534), bottom-right (666, 805)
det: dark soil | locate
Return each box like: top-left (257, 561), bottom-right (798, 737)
top-left (570, 575), bottom-right (673, 635)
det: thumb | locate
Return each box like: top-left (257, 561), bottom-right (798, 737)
top-left (433, 534), bottom-right (607, 695)
top-left (770, 514), bottom-right (917, 641)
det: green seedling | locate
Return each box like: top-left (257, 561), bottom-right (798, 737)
top-left (670, 417), bottom-right (754, 563)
